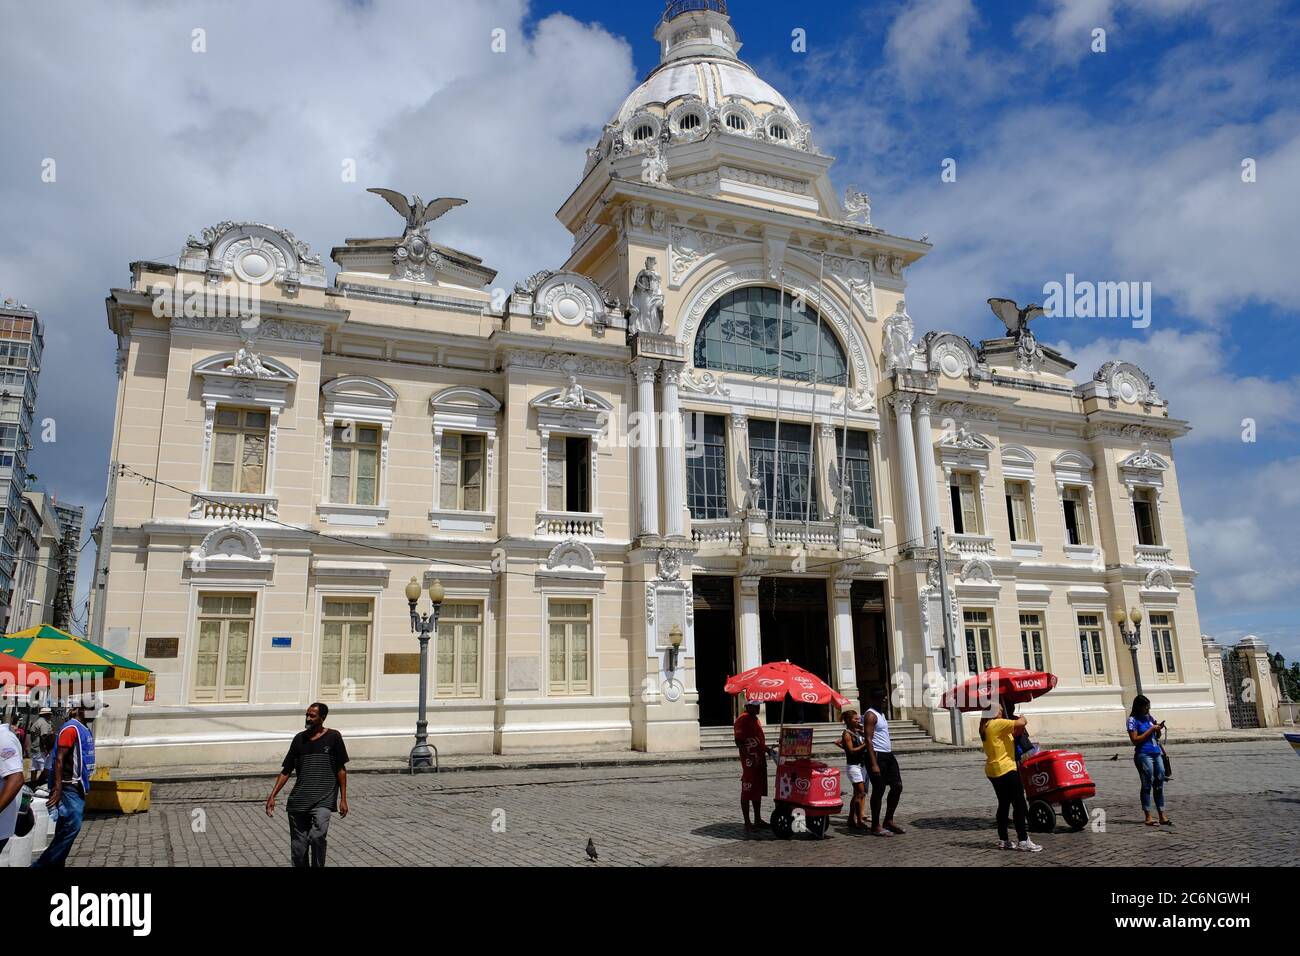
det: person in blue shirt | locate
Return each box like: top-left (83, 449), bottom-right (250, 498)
top-left (1126, 695), bottom-right (1171, 827)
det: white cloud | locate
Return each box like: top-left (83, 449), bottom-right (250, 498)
top-left (883, 0), bottom-right (1009, 100)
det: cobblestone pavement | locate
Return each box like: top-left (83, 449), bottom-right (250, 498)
top-left (68, 742), bottom-right (1298, 866)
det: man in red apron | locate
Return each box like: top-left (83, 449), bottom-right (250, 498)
top-left (734, 699), bottom-right (768, 830)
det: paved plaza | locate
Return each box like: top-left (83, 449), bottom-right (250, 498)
top-left (69, 741), bottom-right (1298, 867)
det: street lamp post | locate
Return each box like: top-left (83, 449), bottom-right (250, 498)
top-left (1114, 605), bottom-right (1145, 698)
top-left (405, 575), bottom-right (445, 773)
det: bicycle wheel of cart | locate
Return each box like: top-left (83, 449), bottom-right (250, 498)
top-left (771, 805), bottom-right (794, 840)
top-left (1061, 799), bottom-right (1089, 831)
top-left (1027, 799), bottom-right (1056, 833)
top-left (806, 815), bottom-right (829, 839)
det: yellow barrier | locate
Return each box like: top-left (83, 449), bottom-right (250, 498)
top-left (86, 779), bottom-right (152, 814)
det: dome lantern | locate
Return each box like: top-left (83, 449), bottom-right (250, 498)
top-left (656, 0), bottom-right (741, 63)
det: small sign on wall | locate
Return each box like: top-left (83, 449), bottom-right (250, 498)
top-left (144, 638), bottom-right (179, 659)
top-left (384, 653), bottom-right (421, 675)
top-left (271, 636), bottom-right (292, 648)
top-left (507, 655), bottom-right (540, 692)
top-left (144, 673), bottom-right (156, 703)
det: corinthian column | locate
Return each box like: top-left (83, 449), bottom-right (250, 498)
top-left (660, 362), bottom-right (687, 538)
top-left (913, 397), bottom-right (941, 539)
top-left (891, 393), bottom-right (924, 549)
top-left (630, 358), bottom-right (661, 537)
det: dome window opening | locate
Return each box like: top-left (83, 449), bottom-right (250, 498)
top-left (769, 122), bottom-right (790, 141)
top-left (679, 111), bottom-right (702, 132)
top-left (725, 113), bottom-right (748, 132)
top-left (632, 123), bottom-right (656, 142)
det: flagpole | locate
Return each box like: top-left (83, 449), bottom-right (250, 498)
top-left (771, 274), bottom-right (788, 532)
top-left (803, 254), bottom-right (826, 534)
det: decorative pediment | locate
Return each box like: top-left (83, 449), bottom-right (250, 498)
top-left (923, 331), bottom-right (982, 380)
top-left (1118, 442), bottom-right (1169, 491)
top-left (430, 385), bottom-right (502, 433)
top-left (999, 444), bottom-right (1037, 480)
top-left (193, 351), bottom-right (296, 384)
top-left (537, 538), bottom-right (604, 582)
top-left (1093, 360), bottom-right (1161, 407)
top-left (193, 338), bottom-right (296, 408)
top-left (1052, 450), bottom-right (1095, 486)
top-left (937, 422), bottom-right (994, 471)
top-left (180, 221), bottom-right (326, 293)
top-left (510, 270), bottom-right (620, 332)
top-left (959, 557), bottom-right (995, 584)
top-left (530, 378), bottom-right (613, 436)
top-left (1143, 566), bottom-right (1175, 591)
top-left (322, 375), bottom-right (397, 425)
top-left (189, 522), bottom-right (273, 572)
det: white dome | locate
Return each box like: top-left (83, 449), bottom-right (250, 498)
top-left (612, 57), bottom-right (800, 126)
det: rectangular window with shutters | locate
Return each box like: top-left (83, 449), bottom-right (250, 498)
top-left (548, 599), bottom-right (592, 696)
top-left (1133, 487), bottom-right (1161, 546)
top-left (1019, 612), bottom-right (1046, 671)
top-left (963, 609), bottom-right (995, 673)
top-left (330, 423), bottom-right (381, 505)
top-left (209, 407), bottom-right (268, 494)
top-left (834, 428), bottom-right (877, 527)
top-left (1062, 485), bottom-right (1092, 546)
top-left (950, 472), bottom-right (982, 535)
top-left (546, 435), bottom-right (591, 512)
top-left (319, 598), bottom-right (372, 700)
top-left (1149, 612), bottom-right (1179, 681)
top-left (1078, 613), bottom-right (1107, 684)
top-left (192, 593), bottom-right (256, 703)
top-left (436, 601), bottom-right (483, 698)
top-left (1005, 480), bottom-right (1032, 542)
top-left (439, 432), bottom-right (486, 511)
top-left (686, 414), bottom-right (729, 520)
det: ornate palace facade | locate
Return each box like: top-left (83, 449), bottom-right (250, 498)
top-left (93, 1), bottom-right (1228, 767)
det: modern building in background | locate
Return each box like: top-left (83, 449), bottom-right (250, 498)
top-left (0, 297), bottom-right (43, 626)
top-left (94, 1), bottom-right (1229, 768)
top-left (8, 489), bottom-right (64, 631)
top-left (51, 499), bottom-right (85, 631)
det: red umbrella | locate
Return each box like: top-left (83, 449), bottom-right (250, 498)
top-left (725, 661), bottom-right (851, 709)
top-left (941, 667), bottom-right (1057, 712)
top-left (0, 651), bottom-right (51, 692)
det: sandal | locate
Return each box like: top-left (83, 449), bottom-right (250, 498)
top-left (1160, 817), bottom-right (1173, 826)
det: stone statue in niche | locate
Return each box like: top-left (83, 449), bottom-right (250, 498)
top-left (226, 315), bottom-right (272, 378)
top-left (627, 257), bottom-right (666, 335)
top-left (556, 374), bottom-right (593, 408)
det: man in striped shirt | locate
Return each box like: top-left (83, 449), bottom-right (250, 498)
top-left (266, 702), bottom-right (349, 867)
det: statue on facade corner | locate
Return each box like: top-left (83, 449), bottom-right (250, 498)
top-left (627, 257), bottom-right (666, 335)
top-left (843, 185), bottom-right (871, 225)
top-left (883, 300), bottom-right (914, 371)
top-left (367, 188), bottom-right (467, 237)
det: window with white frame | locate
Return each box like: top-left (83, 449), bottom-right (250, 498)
top-left (1005, 480), bottom-right (1033, 542)
top-left (1061, 485), bottom-right (1092, 546)
top-left (319, 598), bottom-right (373, 700)
top-left (1019, 611), bottom-right (1046, 671)
top-left (193, 593), bottom-right (256, 703)
top-left (329, 423), bottom-right (381, 505)
top-left (547, 435), bottom-right (591, 512)
top-left (210, 407), bottom-right (268, 494)
top-left (548, 598), bottom-right (592, 695)
top-left (1149, 612), bottom-right (1179, 681)
top-left (963, 609), bottom-right (995, 672)
top-left (439, 433), bottom-right (486, 511)
top-left (950, 472), bottom-right (983, 535)
top-left (1077, 613), bottom-right (1107, 684)
top-left (436, 601), bottom-right (483, 698)
top-left (1133, 487), bottom-right (1161, 546)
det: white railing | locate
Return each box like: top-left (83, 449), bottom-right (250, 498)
top-left (691, 517), bottom-right (743, 546)
top-left (948, 533), bottom-right (994, 557)
top-left (535, 511), bottom-right (605, 537)
top-left (192, 492), bottom-right (277, 521)
top-left (1136, 544), bottom-right (1173, 566)
top-left (858, 527), bottom-right (884, 554)
top-left (771, 519), bottom-right (839, 546)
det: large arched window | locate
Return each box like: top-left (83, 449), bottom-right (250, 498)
top-left (693, 287), bottom-right (848, 385)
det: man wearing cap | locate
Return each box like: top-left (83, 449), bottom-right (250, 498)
top-left (734, 699), bottom-right (769, 831)
top-left (32, 702), bottom-right (96, 868)
top-left (28, 708), bottom-right (53, 788)
top-left (0, 718), bottom-right (24, 857)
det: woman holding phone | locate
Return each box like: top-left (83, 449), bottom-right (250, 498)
top-left (1127, 695), bottom-right (1171, 826)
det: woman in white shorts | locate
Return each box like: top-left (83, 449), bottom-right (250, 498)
top-left (839, 710), bottom-right (869, 830)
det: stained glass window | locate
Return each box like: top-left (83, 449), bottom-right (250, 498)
top-left (693, 287), bottom-right (847, 385)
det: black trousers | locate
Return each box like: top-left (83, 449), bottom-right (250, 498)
top-left (989, 770), bottom-right (1028, 842)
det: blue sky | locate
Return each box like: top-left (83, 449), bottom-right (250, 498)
top-left (2, 0), bottom-right (1297, 658)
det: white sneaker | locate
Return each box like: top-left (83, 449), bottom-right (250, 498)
top-left (1017, 838), bottom-right (1043, 853)
top-left (997, 839), bottom-right (1017, 850)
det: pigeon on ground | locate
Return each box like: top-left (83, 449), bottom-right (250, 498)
top-left (1110, 754), bottom-right (1120, 761)
top-left (585, 838), bottom-right (598, 862)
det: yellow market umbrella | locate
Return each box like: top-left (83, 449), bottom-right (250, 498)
top-left (0, 624), bottom-right (151, 690)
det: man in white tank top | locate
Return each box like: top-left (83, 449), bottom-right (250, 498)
top-left (864, 689), bottom-right (905, 836)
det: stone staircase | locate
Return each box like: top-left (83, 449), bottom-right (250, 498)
top-left (699, 719), bottom-right (932, 751)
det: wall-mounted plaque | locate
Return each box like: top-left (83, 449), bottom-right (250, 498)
top-left (507, 655), bottom-right (540, 692)
top-left (144, 638), bottom-right (179, 659)
top-left (655, 588), bottom-right (686, 650)
top-left (383, 653), bottom-right (421, 675)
